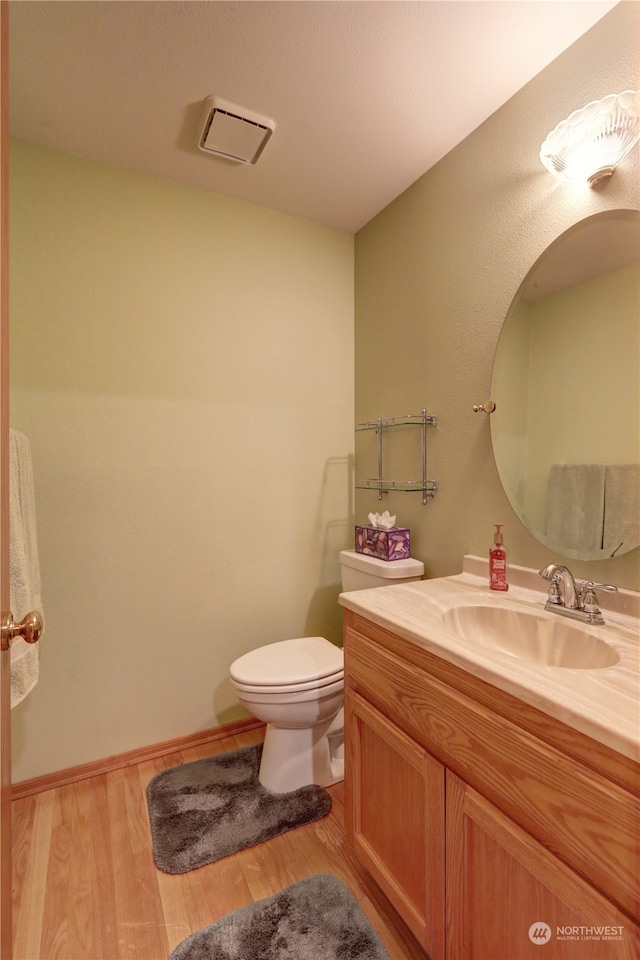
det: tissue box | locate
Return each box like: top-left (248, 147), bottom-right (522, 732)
top-left (355, 525), bottom-right (410, 561)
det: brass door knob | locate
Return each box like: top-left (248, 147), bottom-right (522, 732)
top-left (1, 610), bottom-right (43, 651)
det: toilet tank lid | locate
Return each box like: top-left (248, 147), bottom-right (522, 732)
top-left (339, 549), bottom-right (424, 579)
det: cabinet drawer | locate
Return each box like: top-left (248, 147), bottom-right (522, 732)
top-left (346, 627), bottom-right (640, 921)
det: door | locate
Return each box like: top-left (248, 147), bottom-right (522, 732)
top-left (345, 689), bottom-right (445, 959)
top-left (0, 3), bottom-right (11, 957)
top-left (446, 771), bottom-right (640, 960)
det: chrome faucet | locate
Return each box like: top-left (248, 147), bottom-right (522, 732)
top-left (539, 563), bottom-right (617, 625)
top-left (539, 563), bottom-right (578, 609)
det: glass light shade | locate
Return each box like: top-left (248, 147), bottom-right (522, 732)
top-left (540, 90), bottom-right (640, 187)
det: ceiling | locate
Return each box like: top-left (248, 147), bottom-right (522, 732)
top-left (8, 1), bottom-right (618, 233)
top-left (523, 212), bottom-right (640, 300)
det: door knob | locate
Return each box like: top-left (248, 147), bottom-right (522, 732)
top-left (1, 610), bottom-right (43, 651)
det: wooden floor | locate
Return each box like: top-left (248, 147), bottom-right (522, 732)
top-left (12, 727), bottom-right (426, 960)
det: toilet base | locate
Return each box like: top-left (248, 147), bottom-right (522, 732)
top-left (258, 713), bottom-right (344, 793)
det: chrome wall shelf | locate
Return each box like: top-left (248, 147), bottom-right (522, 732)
top-left (355, 409), bottom-right (437, 504)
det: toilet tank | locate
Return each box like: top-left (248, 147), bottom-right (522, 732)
top-left (339, 549), bottom-right (424, 591)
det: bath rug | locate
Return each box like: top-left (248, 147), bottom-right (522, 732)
top-left (169, 873), bottom-right (391, 960)
top-left (147, 743), bottom-right (332, 874)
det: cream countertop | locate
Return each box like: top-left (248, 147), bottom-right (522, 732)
top-left (339, 556), bottom-right (640, 762)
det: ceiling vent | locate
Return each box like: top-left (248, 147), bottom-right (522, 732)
top-left (197, 97), bottom-right (276, 164)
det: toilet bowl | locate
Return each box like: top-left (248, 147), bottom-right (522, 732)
top-left (230, 635), bottom-right (344, 793)
top-left (229, 549), bottom-right (424, 793)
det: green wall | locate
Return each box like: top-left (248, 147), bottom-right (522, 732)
top-left (354, 3), bottom-right (639, 591)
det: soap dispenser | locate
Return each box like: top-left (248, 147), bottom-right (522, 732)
top-left (490, 524), bottom-right (509, 592)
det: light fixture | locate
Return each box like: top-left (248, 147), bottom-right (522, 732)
top-left (540, 90), bottom-right (640, 187)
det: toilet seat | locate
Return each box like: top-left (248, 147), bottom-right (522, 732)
top-left (230, 636), bottom-right (343, 688)
top-left (231, 670), bottom-right (344, 696)
top-left (231, 675), bottom-right (344, 704)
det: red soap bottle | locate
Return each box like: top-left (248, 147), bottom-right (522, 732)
top-left (489, 524), bottom-right (509, 592)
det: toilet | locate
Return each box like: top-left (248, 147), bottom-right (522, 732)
top-left (229, 549), bottom-right (424, 793)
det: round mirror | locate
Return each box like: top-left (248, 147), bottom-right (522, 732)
top-left (491, 209), bottom-right (640, 561)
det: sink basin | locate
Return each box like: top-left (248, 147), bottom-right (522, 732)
top-left (442, 603), bottom-right (620, 669)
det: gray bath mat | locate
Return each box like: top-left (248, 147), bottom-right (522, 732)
top-left (147, 743), bottom-right (332, 874)
top-left (169, 873), bottom-right (391, 960)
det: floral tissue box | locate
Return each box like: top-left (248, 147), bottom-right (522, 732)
top-left (355, 525), bottom-right (410, 561)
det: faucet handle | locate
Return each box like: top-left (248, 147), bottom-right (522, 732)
top-left (579, 581), bottom-right (618, 619)
top-left (579, 580), bottom-right (618, 598)
top-left (546, 574), bottom-right (563, 605)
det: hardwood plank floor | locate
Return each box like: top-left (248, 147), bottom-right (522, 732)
top-left (12, 728), bottom-right (426, 959)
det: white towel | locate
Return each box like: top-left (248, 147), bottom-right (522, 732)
top-left (603, 464), bottom-right (640, 557)
top-left (9, 429), bottom-right (44, 708)
top-left (545, 464), bottom-right (605, 555)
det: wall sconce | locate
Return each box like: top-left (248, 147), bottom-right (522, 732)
top-left (540, 90), bottom-right (640, 187)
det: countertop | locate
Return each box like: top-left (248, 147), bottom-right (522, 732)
top-left (339, 556), bottom-right (640, 762)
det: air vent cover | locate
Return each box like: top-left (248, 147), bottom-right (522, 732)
top-left (197, 97), bottom-right (276, 164)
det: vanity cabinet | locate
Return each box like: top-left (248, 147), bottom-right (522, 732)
top-left (344, 611), bottom-right (640, 960)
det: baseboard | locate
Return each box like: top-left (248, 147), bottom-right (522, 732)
top-left (11, 716), bottom-right (265, 801)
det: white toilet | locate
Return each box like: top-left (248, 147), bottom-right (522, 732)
top-left (229, 549), bottom-right (424, 793)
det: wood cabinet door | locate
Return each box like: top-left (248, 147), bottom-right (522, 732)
top-left (345, 689), bottom-right (445, 959)
top-left (446, 771), bottom-right (640, 960)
